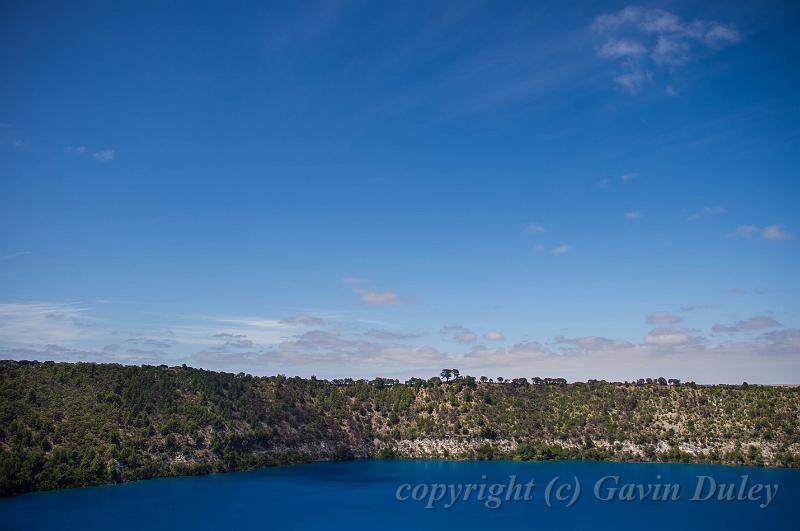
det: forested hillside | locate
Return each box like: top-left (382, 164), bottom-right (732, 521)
top-left (2, 360), bottom-right (799, 495)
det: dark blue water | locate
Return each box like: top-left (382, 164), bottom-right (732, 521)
top-left (1, 460), bottom-right (797, 530)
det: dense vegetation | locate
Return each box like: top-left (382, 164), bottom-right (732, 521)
top-left (1, 360), bottom-right (799, 495)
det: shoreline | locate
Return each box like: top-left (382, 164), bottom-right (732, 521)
top-left (3, 457), bottom-right (799, 499)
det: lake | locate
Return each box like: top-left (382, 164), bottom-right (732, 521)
top-left (1, 460), bottom-right (798, 530)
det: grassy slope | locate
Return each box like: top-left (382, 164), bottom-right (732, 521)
top-left (1, 360), bottom-right (799, 495)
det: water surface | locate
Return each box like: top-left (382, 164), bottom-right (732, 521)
top-left (1, 460), bottom-right (797, 530)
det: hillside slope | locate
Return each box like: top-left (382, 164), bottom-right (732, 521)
top-left (1, 360), bottom-right (799, 495)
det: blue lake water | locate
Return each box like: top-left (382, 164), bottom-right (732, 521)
top-left (1, 460), bottom-right (798, 530)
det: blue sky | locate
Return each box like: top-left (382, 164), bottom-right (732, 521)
top-left (1, 1), bottom-right (799, 382)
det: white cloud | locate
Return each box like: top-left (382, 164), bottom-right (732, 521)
top-left (614, 69), bottom-right (650, 93)
top-left (763, 224), bottom-right (793, 241)
top-left (93, 149), bottom-right (115, 162)
top-left (364, 328), bottom-right (421, 340)
top-left (731, 225), bottom-right (760, 238)
top-left (341, 276), bottom-right (368, 285)
top-left (0, 302), bottom-right (96, 345)
top-left (551, 244), bottom-right (572, 256)
top-left (687, 206), bottom-right (725, 221)
top-left (456, 332), bottom-right (477, 343)
top-left (65, 145), bottom-right (87, 154)
top-left (646, 311), bottom-right (682, 325)
top-left (651, 34), bottom-right (691, 65)
top-left (680, 304), bottom-right (715, 313)
top-left (705, 24), bottom-right (742, 47)
top-left (200, 316), bottom-right (293, 346)
top-left (3, 304), bottom-right (799, 383)
top-left (356, 288), bottom-right (402, 305)
top-left (624, 211), bottom-right (641, 220)
top-left (554, 335), bottom-right (634, 351)
top-left (126, 337), bottom-right (175, 349)
top-left (597, 174), bottom-right (637, 186)
top-left (712, 316), bottom-right (782, 333)
top-left (730, 224), bottom-right (793, 240)
top-left (441, 325), bottom-right (477, 344)
top-left (730, 288), bottom-right (769, 296)
top-left (281, 314), bottom-right (325, 326)
top-left (598, 39), bottom-right (647, 59)
top-left (644, 326), bottom-right (699, 346)
top-left (0, 251), bottom-right (31, 261)
top-left (216, 317), bottom-right (288, 329)
top-left (525, 224), bottom-right (546, 234)
top-left (592, 6), bottom-right (742, 93)
top-left (484, 331), bottom-right (505, 341)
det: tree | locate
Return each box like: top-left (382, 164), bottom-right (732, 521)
top-left (440, 369), bottom-right (452, 382)
top-left (497, 377), bottom-right (504, 383)
top-left (480, 376), bottom-right (488, 383)
top-left (451, 369), bottom-right (460, 380)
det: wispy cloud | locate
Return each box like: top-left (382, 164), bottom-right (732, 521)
top-left (763, 224), bottom-right (793, 240)
top-left (554, 335), bottom-right (633, 351)
top-left (281, 314), bottom-right (325, 326)
top-left (484, 331), bottom-right (505, 341)
top-left (0, 302), bottom-right (97, 345)
top-left (441, 325), bottom-right (477, 344)
top-left (341, 276), bottom-right (369, 285)
top-left (356, 288), bottom-right (403, 305)
top-left (687, 206), bottom-right (725, 221)
top-left (551, 244), bottom-right (572, 256)
top-left (364, 328), bottom-right (421, 340)
top-left (216, 317), bottom-right (288, 329)
top-left (646, 311), bottom-right (682, 325)
top-left (644, 326), bottom-right (701, 346)
top-left (93, 149), bottom-right (115, 162)
top-left (2, 302), bottom-right (799, 382)
top-left (264, 0), bottom-right (352, 51)
top-left (712, 316), bottom-right (781, 333)
top-left (680, 304), bottom-right (715, 313)
top-left (624, 211), bottom-right (641, 221)
top-left (592, 6), bottom-right (742, 93)
top-left (525, 224), bottom-right (546, 234)
top-left (730, 224), bottom-right (793, 240)
top-left (598, 39), bottom-right (647, 59)
top-left (0, 251), bottom-right (31, 261)
top-left (597, 173), bottom-right (636, 188)
top-left (126, 337), bottom-right (175, 349)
